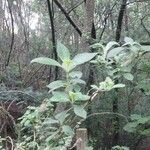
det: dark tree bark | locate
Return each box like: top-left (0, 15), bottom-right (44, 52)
top-left (47, 0), bottom-right (58, 80)
top-left (141, 16), bottom-right (150, 38)
top-left (99, 3), bottom-right (116, 40)
top-left (112, 0), bottom-right (127, 147)
top-left (115, 0), bottom-right (127, 42)
top-left (5, 0), bottom-right (14, 67)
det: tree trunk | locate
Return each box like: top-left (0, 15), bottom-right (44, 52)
top-left (112, 0), bottom-right (127, 147)
top-left (47, 0), bottom-right (58, 81)
top-left (5, 0), bottom-right (14, 67)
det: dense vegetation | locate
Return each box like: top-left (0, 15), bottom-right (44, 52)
top-left (0, 0), bottom-right (150, 149)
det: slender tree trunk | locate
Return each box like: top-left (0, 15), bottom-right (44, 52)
top-left (112, 0), bottom-right (127, 147)
top-left (5, 0), bottom-right (14, 67)
top-left (125, 8), bottom-right (129, 36)
top-left (115, 0), bottom-right (127, 42)
top-left (81, 0), bottom-right (95, 82)
top-left (47, 0), bottom-right (58, 81)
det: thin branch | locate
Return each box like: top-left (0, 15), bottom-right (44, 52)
top-left (79, 112), bottom-right (129, 124)
top-left (53, 0), bottom-right (82, 36)
top-left (141, 15), bottom-right (150, 38)
top-left (99, 2), bottom-right (117, 40)
top-left (67, 1), bottom-right (84, 14)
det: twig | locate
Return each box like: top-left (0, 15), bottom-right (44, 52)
top-left (141, 15), bottom-right (150, 38)
top-left (67, 1), bottom-right (84, 14)
top-left (6, 136), bottom-right (14, 150)
top-left (78, 112), bottom-right (129, 126)
top-left (53, 0), bottom-right (82, 36)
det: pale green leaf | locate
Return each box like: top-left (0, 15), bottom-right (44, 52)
top-left (43, 118), bottom-right (59, 125)
top-left (123, 122), bottom-right (138, 133)
top-left (69, 71), bottom-right (83, 78)
top-left (50, 91), bottom-right (69, 102)
top-left (105, 41), bottom-right (119, 52)
top-left (73, 85), bottom-right (81, 92)
top-left (113, 84), bottom-right (125, 88)
top-left (72, 53), bottom-right (97, 66)
top-left (55, 111), bottom-right (69, 124)
top-left (107, 47), bottom-right (124, 58)
top-left (130, 114), bottom-right (142, 121)
top-left (46, 131), bottom-right (59, 142)
top-left (123, 73), bottom-right (134, 81)
top-left (112, 146), bottom-right (129, 150)
top-left (85, 146), bottom-right (93, 150)
top-left (124, 37), bottom-right (134, 43)
top-left (75, 92), bottom-right (90, 101)
top-left (141, 45), bottom-right (150, 52)
top-left (91, 85), bottom-right (99, 90)
top-left (47, 80), bottom-right (66, 92)
top-left (74, 105), bottom-right (87, 119)
top-left (31, 57), bottom-right (61, 67)
top-left (104, 41), bottom-right (119, 58)
top-left (62, 125), bottom-right (74, 136)
top-left (71, 78), bottom-right (86, 85)
top-left (57, 42), bottom-right (70, 61)
top-left (90, 43), bottom-right (104, 50)
top-left (61, 60), bottom-right (76, 72)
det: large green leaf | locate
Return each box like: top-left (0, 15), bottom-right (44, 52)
top-left (62, 125), bottom-right (74, 136)
top-left (73, 105), bottom-right (87, 119)
top-left (130, 114), bottom-right (142, 121)
top-left (57, 42), bottom-right (70, 61)
top-left (69, 71), bottom-right (83, 79)
top-left (55, 111), bottom-right (69, 124)
top-left (107, 47), bottom-right (124, 58)
top-left (124, 122), bottom-right (139, 133)
top-left (46, 131), bottom-right (59, 142)
top-left (113, 84), bottom-right (125, 88)
top-left (105, 41), bottom-right (119, 52)
top-left (141, 46), bottom-right (150, 52)
top-left (61, 60), bottom-right (76, 72)
top-left (31, 57), bottom-right (61, 67)
top-left (112, 146), bottom-right (129, 150)
top-left (124, 37), bottom-right (134, 43)
top-left (69, 92), bottom-right (90, 102)
top-left (43, 118), bottom-right (59, 125)
top-left (47, 80), bottom-right (66, 92)
top-left (50, 91), bottom-right (69, 102)
top-left (70, 78), bottom-right (86, 85)
top-left (104, 41), bottom-right (119, 58)
top-left (123, 73), bottom-right (134, 81)
top-left (75, 92), bottom-right (90, 101)
top-left (72, 53), bottom-right (97, 66)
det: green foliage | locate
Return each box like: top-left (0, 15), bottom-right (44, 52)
top-left (73, 105), bottom-right (87, 119)
top-left (57, 41), bottom-right (70, 61)
top-left (124, 115), bottom-right (150, 136)
top-left (31, 42), bottom-right (97, 73)
top-left (31, 57), bottom-right (61, 67)
top-left (88, 37), bottom-right (148, 149)
top-left (91, 77), bottom-right (125, 91)
top-left (15, 42), bottom-right (127, 149)
top-left (112, 145), bottom-right (129, 150)
top-left (0, 137), bottom-right (5, 150)
top-left (72, 53), bottom-right (97, 66)
top-left (1, 39), bottom-right (146, 149)
top-left (91, 37), bottom-right (143, 83)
